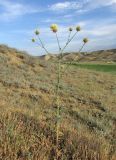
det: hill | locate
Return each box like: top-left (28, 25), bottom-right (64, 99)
top-left (40, 49), bottom-right (116, 63)
top-left (0, 44), bottom-right (116, 160)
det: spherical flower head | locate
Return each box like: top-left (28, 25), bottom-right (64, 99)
top-left (50, 24), bottom-right (58, 33)
top-left (35, 30), bottom-right (40, 35)
top-left (32, 38), bottom-right (35, 43)
top-left (69, 27), bottom-right (73, 32)
top-left (83, 38), bottom-right (89, 43)
top-left (76, 26), bottom-right (81, 32)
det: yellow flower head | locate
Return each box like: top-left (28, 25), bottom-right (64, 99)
top-left (83, 38), bottom-right (89, 43)
top-left (76, 26), bottom-right (81, 32)
top-left (32, 38), bottom-right (35, 43)
top-left (69, 27), bottom-right (73, 32)
top-left (50, 24), bottom-right (58, 33)
top-left (35, 30), bottom-right (40, 35)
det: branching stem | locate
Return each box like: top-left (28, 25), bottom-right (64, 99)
top-left (55, 31), bottom-right (80, 158)
top-left (67, 31), bottom-right (71, 45)
top-left (38, 36), bottom-right (50, 54)
top-left (55, 33), bottom-right (62, 59)
top-left (60, 32), bottom-right (77, 57)
top-left (61, 43), bottom-right (86, 76)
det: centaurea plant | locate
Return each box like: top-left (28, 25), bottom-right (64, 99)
top-left (32, 24), bottom-right (89, 159)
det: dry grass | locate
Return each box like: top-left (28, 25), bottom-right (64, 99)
top-left (0, 45), bottom-right (116, 159)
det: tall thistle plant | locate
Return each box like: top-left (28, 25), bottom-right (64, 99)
top-left (32, 24), bottom-right (88, 159)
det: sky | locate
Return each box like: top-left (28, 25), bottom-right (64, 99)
top-left (0, 0), bottom-right (116, 56)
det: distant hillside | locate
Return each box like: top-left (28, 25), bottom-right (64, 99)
top-left (0, 44), bottom-right (42, 68)
top-left (40, 49), bottom-right (116, 62)
top-left (1, 44), bottom-right (115, 63)
top-left (78, 49), bottom-right (116, 62)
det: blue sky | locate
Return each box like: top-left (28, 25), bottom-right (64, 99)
top-left (0, 0), bottom-right (116, 55)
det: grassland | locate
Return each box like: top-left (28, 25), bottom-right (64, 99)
top-left (70, 63), bottom-right (116, 74)
top-left (0, 45), bottom-right (116, 160)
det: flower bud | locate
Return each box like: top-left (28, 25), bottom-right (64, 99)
top-left (83, 38), bottom-right (88, 43)
top-left (50, 24), bottom-right (58, 33)
top-left (76, 26), bottom-right (81, 32)
top-left (32, 38), bottom-right (35, 43)
top-left (35, 30), bottom-right (40, 35)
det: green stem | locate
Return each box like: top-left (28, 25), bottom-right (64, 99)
top-left (67, 31), bottom-right (71, 45)
top-left (55, 33), bottom-right (61, 54)
top-left (61, 43), bottom-right (86, 76)
top-left (38, 36), bottom-right (50, 54)
top-left (60, 32), bottom-right (77, 58)
top-left (54, 31), bottom-right (80, 159)
top-left (56, 59), bottom-right (61, 158)
top-left (55, 32), bottom-right (62, 159)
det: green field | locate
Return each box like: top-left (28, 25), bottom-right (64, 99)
top-left (71, 63), bottom-right (116, 74)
